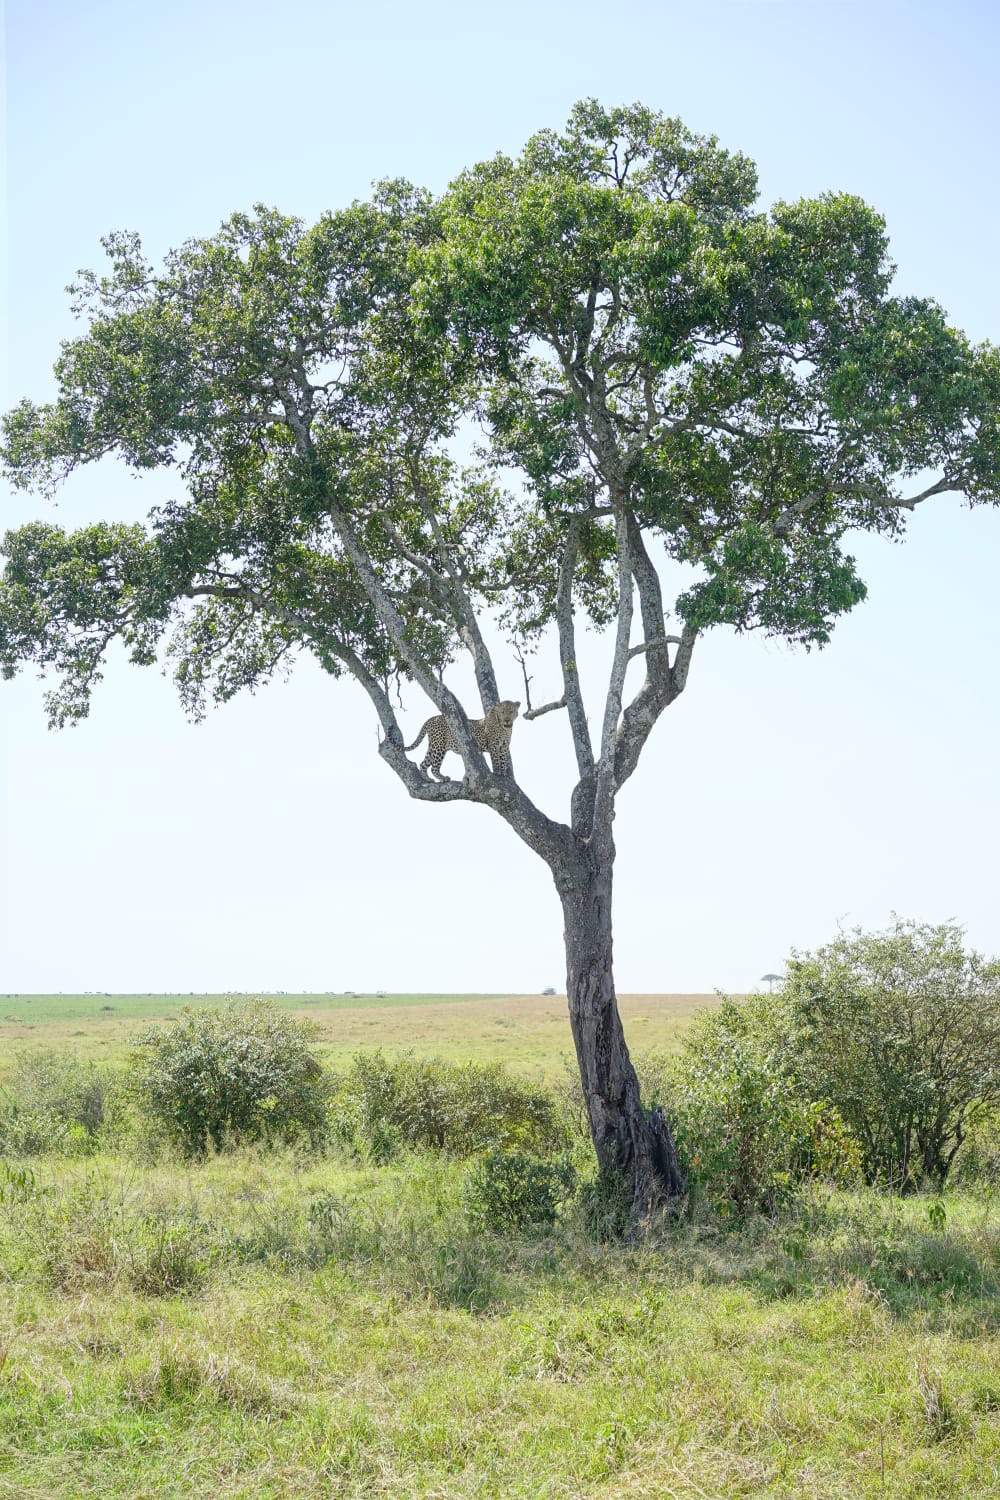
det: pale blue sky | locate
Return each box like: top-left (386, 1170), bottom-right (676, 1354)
top-left (2, 0), bottom-right (999, 995)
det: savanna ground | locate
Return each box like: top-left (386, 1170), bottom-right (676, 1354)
top-left (2, 992), bottom-right (1000, 1499)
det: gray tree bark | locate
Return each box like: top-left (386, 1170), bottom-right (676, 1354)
top-left (557, 849), bottom-right (685, 1215)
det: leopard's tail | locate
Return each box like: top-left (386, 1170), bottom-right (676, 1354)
top-left (403, 720), bottom-right (431, 753)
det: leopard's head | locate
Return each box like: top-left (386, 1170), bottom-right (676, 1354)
top-left (492, 699), bottom-right (520, 728)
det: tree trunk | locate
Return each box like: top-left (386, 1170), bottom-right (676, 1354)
top-left (558, 856), bottom-right (685, 1217)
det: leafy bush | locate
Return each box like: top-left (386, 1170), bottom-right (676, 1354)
top-left (6, 1050), bottom-right (113, 1137)
top-left (665, 997), bottom-right (860, 1217)
top-left (783, 920), bottom-right (1000, 1189)
top-left (130, 1002), bottom-right (330, 1157)
top-left (463, 1151), bottom-right (575, 1233)
top-left (574, 1163), bottom-right (633, 1242)
top-left (0, 1050), bottom-right (124, 1155)
top-left (952, 1109), bottom-right (1000, 1188)
top-left (0, 1103), bottom-right (91, 1157)
top-left (333, 1051), bottom-right (563, 1160)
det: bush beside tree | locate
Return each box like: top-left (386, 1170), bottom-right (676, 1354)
top-left (783, 920), bottom-right (1000, 1190)
top-left (332, 1051), bottom-right (562, 1160)
top-left (660, 997), bottom-right (861, 1217)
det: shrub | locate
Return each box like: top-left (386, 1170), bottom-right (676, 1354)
top-left (783, 920), bottom-right (1000, 1189)
top-left (130, 1002), bottom-right (330, 1157)
top-left (575, 1163), bottom-right (633, 1242)
top-left (463, 1151), bottom-right (575, 1233)
top-left (0, 1104), bottom-right (91, 1157)
top-left (665, 996), bottom-right (860, 1217)
top-left (333, 1051), bottom-right (562, 1160)
top-left (952, 1109), bottom-right (1000, 1188)
top-left (6, 1050), bottom-right (113, 1138)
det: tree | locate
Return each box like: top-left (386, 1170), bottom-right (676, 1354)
top-left (2, 102), bottom-right (998, 1213)
top-left (782, 920), bottom-right (1000, 1189)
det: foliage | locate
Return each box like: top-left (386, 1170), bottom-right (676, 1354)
top-left (4, 1049), bottom-right (117, 1138)
top-left (0, 1050), bottom-right (123, 1156)
top-left (2, 108), bottom-right (995, 724)
top-left (332, 1050), bottom-right (562, 1160)
top-left (782, 920), bottom-right (1000, 1189)
top-left (0, 102), bottom-right (995, 740)
top-left (129, 1002), bottom-right (330, 1157)
top-left (664, 997), bottom-right (861, 1216)
top-left (0, 1104), bottom-right (91, 1157)
top-left (953, 1108), bottom-right (1000, 1189)
top-left (463, 1150), bottom-right (575, 1233)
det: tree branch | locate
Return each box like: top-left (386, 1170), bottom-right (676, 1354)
top-left (612, 520), bottom-right (698, 794)
top-left (524, 696), bottom-right (567, 720)
top-left (626, 635), bottom-right (683, 661)
top-left (772, 468), bottom-right (962, 538)
top-left (591, 503), bottom-right (633, 849)
top-left (407, 468), bottom-right (502, 715)
top-left (322, 495), bottom-right (495, 786)
top-left (671, 624), bottom-right (697, 694)
top-left (556, 517), bottom-right (595, 780)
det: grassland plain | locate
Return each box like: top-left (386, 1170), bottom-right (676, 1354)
top-left (2, 994), bottom-right (1000, 1498)
top-left (0, 991), bottom-right (720, 1078)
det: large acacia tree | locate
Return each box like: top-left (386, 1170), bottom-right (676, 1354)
top-left (3, 103), bottom-right (998, 1212)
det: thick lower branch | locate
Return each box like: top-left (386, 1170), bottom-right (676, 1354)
top-left (524, 696), bottom-right (567, 720)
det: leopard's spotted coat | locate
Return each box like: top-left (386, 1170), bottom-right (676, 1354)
top-left (404, 700), bottom-right (520, 779)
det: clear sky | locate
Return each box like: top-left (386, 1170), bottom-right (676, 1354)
top-left (2, 0), bottom-right (998, 996)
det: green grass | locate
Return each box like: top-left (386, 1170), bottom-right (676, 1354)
top-left (0, 990), bottom-right (719, 1078)
top-left (2, 1153), bottom-right (1000, 1497)
top-left (0, 992), bottom-right (502, 1025)
top-left (3, 991), bottom-right (999, 1497)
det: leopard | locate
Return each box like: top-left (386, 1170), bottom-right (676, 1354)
top-left (404, 700), bottom-right (520, 780)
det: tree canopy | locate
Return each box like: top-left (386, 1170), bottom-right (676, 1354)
top-left (4, 103), bottom-right (996, 761)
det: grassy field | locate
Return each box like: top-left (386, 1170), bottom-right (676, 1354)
top-left (2, 992), bottom-right (1000, 1498)
top-left (0, 991), bottom-right (719, 1077)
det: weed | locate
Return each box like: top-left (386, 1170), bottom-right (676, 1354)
top-left (463, 1151), bottom-right (575, 1234)
top-left (120, 1341), bottom-right (293, 1416)
top-left (0, 1158), bottom-right (50, 1203)
top-left (915, 1360), bottom-right (959, 1442)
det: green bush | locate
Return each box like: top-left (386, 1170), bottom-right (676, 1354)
top-left (333, 1051), bottom-right (563, 1160)
top-left (130, 1002), bottom-right (330, 1157)
top-left (6, 1050), bottom-right (114, 1138)
top-left (0, 1050), bottom-right (125, 1154)
top-left (953, 1109), bottom-right (1000, 1188)
top-left (574, 1163), bottom-right (633, 1242)
top-left (0, 1103), bottom-right (91, 1157)
top-left (463, 1151), bottom-right (575, 1233)
top-left (783, 920), bottom-right (1000, 1189)
top-left (665, 997), bottom-right (860, 1217)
